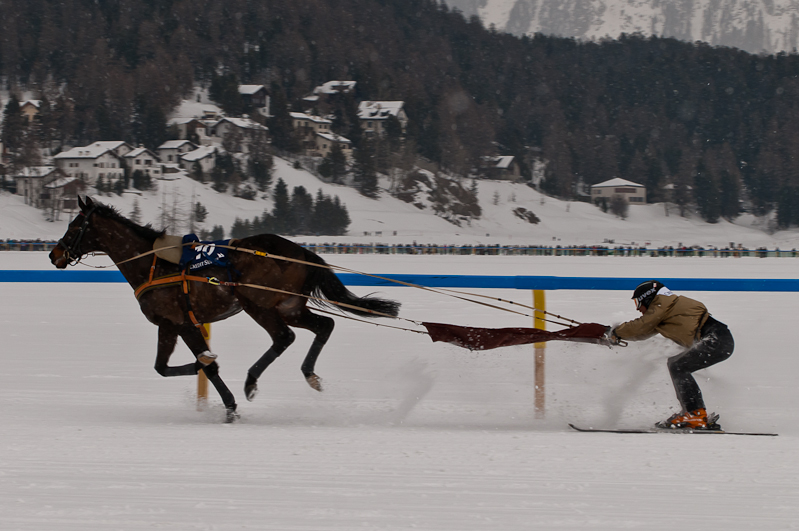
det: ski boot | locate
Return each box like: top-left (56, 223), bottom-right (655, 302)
top-left (655, 408), bottom-right (721, 430)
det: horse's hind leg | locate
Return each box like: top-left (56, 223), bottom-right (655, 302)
top-left (177, 324), bottom-right (239, 422)
top-left (238, 303), bottom-right (296, 402)
top-left (285, 309), bottom-right (335, 392)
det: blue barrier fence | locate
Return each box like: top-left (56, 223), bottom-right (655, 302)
top-left (2, 270), bottom-right (798, 291)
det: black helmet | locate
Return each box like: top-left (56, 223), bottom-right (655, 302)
top-left (632, 280), bottom-right (665, 310)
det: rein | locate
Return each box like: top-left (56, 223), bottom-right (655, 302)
top-left (83, 237), bottom-right (581, 329)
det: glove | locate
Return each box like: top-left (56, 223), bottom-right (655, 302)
top-left (604, 326), bottom-right (622, 346)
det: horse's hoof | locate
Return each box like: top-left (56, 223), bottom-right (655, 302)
top-left (197, 350), bottom-right (218, 366)
top-left (244, 374), bottom-right (258, 401)
top-left (306, 374), bottom-right (323, 392)
top-left (225, 407), bottom-right (240, 423)
top-left (245, 383), bottom-right (258, 401)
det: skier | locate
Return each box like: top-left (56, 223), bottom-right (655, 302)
top-left (607, 280), bottom-right (734, 430)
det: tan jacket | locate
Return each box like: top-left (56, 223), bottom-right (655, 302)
top-left (614, 294), bottom-right (709, 348)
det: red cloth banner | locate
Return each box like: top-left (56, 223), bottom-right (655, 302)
top-left (423, 322), bottom-right (611, 351)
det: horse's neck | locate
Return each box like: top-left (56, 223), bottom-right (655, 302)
top-left (96, 219), bottom-right (159, 285)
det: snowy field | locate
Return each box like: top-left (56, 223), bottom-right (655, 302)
top-left (3, 252), bottom-right (799, 530)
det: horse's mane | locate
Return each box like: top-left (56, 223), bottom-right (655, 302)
top-left (91, 200), bottom-right (165, 242)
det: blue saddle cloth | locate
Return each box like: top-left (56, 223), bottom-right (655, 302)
top-left (178, 234), bottom-right (233, 272)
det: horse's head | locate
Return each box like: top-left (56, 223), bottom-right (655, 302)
top-left (50, 196), bottom-right (100, 268)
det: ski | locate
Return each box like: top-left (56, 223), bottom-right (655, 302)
top-left (568, 423), bottom-right (777, 437)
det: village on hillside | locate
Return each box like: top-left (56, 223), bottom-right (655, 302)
top-left (1, 82), bottom-right (650, 230)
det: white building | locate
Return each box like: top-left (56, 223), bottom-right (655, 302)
top-left (123, 147), bottom-right (162, 178)
top-left (13, 166), bottom-right (64, 207)
top-left (357, 101), bottom-right (407, 135)
top-left (53, 143), bottom-right (126, 185)
top-left (315, 132), bottom-right (352, 159)
top-left (180, 146), bottom-right (217, 174)
top-left (591, 178), bottom-right (647, 204)
top-left (209, 117), bottom-right (268, 153)
top-left (157, 140), bottom-right (198, 164)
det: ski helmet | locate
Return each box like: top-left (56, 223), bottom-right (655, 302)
top-left (632, 280), bottom-right (664, 310)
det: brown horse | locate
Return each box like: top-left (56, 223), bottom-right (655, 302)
top-left (50, 196), bottom-right (400, 422)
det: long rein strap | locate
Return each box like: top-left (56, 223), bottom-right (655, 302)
top-left (108, 242), bottom-right (580, 328)
top-left (215, 244), bottom-right (580, 327)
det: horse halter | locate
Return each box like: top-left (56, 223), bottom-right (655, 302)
top-left (58, 206), bottom-right (97, 266)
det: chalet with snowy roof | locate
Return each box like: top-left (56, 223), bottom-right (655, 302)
top-left (157, 140), bottom-right (198, 164)
top-left (238, 85), bottom-right (270, 116)
top-left (314, 132), bottom-right (352, 159)
top-left (290, 112), bottom-right (335, 154)
top-left (13, 166), bottom-right (66, 207)
top-left (167, 117), bottom-right (209, 142)
top-left (90, 141), bottom-right (135, 158)
top-left (303, 81), bottom-right (357, 109)
top-left (209, 117), bottom-right (268, 153)
top-left (19, 100), bottom-right (42, 123)
top-left (123, 147), bottom-right (161, 178)
top-left (357, 101), bottom-right (407, 136)
top-left (591, 178), bottom-right (647, 204)
top-left (480, 155), bottom-right (521, 181)
top-left (290, 112), bottom-right (333, 137)
top-left (53, 143), bottom-right (126, 185)
top-left (180, 145), bottom-right (217, 174)
top-left (44, 176), bottom-right (86, 214)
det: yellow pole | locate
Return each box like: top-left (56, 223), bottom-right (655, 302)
top-left (197, 323), bottom-right (210, 410)
top-left (533, 290), bottom-right (546, 419)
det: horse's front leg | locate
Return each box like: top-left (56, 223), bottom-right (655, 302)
top-left (154, 323), bottom-right (202, 377)
top-left (178, 324), bottom-right (239, 423)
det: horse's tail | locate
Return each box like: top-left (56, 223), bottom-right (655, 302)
top-left (302, 250), bottom-right (401, 319)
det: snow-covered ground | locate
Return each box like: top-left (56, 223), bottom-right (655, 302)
top-left (2, 252), bottom-right (798, 530)
top-left (3, 153), bottom-right (799, 250)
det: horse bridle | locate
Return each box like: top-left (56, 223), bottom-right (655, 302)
top-left (58, 206), bottom-right (97, 266)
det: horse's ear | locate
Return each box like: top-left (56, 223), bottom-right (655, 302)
top-left (77, 196), bottom-right (86, 212)
top-left (85, 196), bottom-right (95, 209)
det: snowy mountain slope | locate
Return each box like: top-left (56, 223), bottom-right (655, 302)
top-left (3, 154), bottom-right (799, 249)
top-left (444, 0), bottom-right (799, 54)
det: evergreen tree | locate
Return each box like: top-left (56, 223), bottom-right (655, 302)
top-left (289, 186), bottom-right (314, 235)
top-left (130, 199), bottom-right (142, 224)
top-left (271, 178), bottom-right (292, 233)
top-left (694, 161), bottom-right (721, 223)
top-left (209, 73), bottom-right (243, 116)
top-left (353, 139), bottom-right (379, 198)
top-left (267, 88), bottom-right (300, 153)
top-left (1, 96), bottom-right (26, 173)
top-left (318, 143), bottom-right (348, 183)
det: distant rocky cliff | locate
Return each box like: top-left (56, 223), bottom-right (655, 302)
top-left (443, 0), bottom-right (799, 54)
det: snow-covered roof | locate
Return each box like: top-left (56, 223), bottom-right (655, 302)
top-left (124, 147), bottom-right (157, 159)
top-left (180, 146), bottom-right (216, 162)
top-left (91, 141), bottom-right (130, 152)
top-left (316, 132), bottom-right (351, 144)
top-left (592, 178), bottom-right (645, 188)
top-left (12, 166), bottom-right (58, 178)
top-left (315, 81), bottom-right (356, 95)
top-left (216, 117), bottom-right (268, 131)
top-left (238, 85), bottom-right (266, 95)
top-left (44, 177), bottom-right (79, 189)
top-left (157, 140), bottom-right (197, 150)
top-left (480, 156), bottom-right (515, 170)
top-left (168, 117), bottom-right (206, 126)
top-left (54, 145), bottom-right (118, 160)
top-left (20, 100), bottom-right (42, 109)
top-left (358, 101), bottom-right (405, 120)
top-left (290, 112), bottom-right (332, 124)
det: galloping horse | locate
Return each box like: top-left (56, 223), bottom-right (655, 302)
top-left (50, 196), bottom-right (400, 422)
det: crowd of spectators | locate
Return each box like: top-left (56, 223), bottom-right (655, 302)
top-left (3, 239), bottom-right (796, 258)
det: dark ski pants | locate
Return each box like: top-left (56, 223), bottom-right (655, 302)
top-left (666, 317), bottom-right (734, 412)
